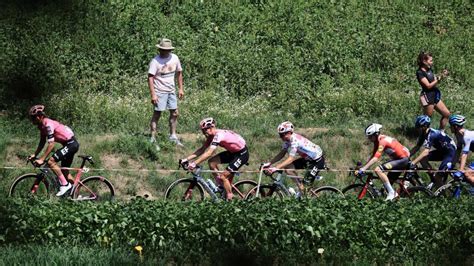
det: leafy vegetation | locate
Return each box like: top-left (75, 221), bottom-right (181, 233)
top-left (0, 197), bottom-right (472, 264)
top-left (0, 0), bottom-right (472, 134)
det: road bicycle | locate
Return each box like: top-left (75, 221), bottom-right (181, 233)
top-left (9, 155), bottom-right (115, 201)
top-left (245, 169), bottom-right (344, 200)
top-left (164, 160), bottom-right (257, 201)
top-left (342, 164), bottom-right (433, 199)
top-left (434, 171), bottom-right (474, 199)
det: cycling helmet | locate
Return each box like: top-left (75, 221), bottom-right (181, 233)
top-left (365, 123), bottom-right (382, 136)
top-left (200, 117), bottom-right (216, 129)
top-left (277, 121), bottom-right (294, 134)
top-left (448, 114), bottom-right (466, 127)
top-left (28, 105), bottom-right (45, 116)
top-left (415, 115), bottom-right (431, 127)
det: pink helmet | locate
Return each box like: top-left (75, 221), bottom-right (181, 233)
top-left (28, 105), bottom-right (45, 116)
top-left (277, 121), bottom-right (294, 134)
top-left (200, 117), bottom-right (216, 129)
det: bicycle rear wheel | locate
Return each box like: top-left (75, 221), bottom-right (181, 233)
top-left (309, 186), bottom-right (344, 198)
top-left (9, 174), bottom-right (50, 198)
top-left (232, 180), bottom-right (257, 199)
top-left (399, 186), bottom-right (433, 199)
top-left (342, 184), bottom-right (376, 199)
top-left (434, 183), bottom-right (473, 198)
top-left (245, 185), bottom-right (285, 200)
top-left (165, 178), bottom-right (205, 201)
top-left (72, 176), bottom-right (115, 201)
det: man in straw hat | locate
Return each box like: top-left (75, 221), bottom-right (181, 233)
top-left (147, 38), bottom-right (184, 147)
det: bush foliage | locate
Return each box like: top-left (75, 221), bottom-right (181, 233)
top-left (1, 197), bottom-right (473, 264)
top-left (0, 0), bottom-right (472, 133)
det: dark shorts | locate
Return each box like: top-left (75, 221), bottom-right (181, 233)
top-left (428, 148), bottom-right (455, 170)
top-left (420, 89), bottom-right (441, 106)
top-left (52, 137), bottom-right (80, 168)
top-left (217, 146), bottom-right (249, 173)
top-left (380, 157), bottom-right (410, 180)
top-left (292, 156), bottom-right (326, 181)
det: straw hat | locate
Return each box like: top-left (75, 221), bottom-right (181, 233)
top-left (156, 38), bottom-right (175, 50)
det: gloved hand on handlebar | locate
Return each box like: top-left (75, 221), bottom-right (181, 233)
top-left (408, 162), bottom-right (417, 170)
top-left (355, 169), bottom-right (364, 176)
top-left (261, 162), bottom-right (271, 169)
top-left (187, 162), bottom-right (197, 171)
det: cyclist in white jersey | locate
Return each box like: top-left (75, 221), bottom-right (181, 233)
top-left (181, 118), bottom-right (249, 200)
top-left (262, 121), bottom-right (325, 196)
top-left (449, 115), bottom-right (474, 184)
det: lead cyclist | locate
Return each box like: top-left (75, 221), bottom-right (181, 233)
top-left (449, 114), bottom-right (474, 184)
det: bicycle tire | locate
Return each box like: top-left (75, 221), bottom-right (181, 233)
top-left (164, 178), bottom-right (205, 201)
top-left (434, 183), bottom-right (472, 198)
top-left (399, 185), bottom-right (433, 199)
top-left (245, 185), bottom-right (285, 200)
top-left (72, 176), bottom-right (115, 201)
top-left (342, 184), bottom-right (376, 199)
top-left (9, 173), bottom-right (50, 198)
top-left (309, 186), bottom-right (344, 198)
top-left (232, 180), bottom-right (257, 199)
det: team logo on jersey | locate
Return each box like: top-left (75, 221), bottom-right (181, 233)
top-left (384, 163), bottom-right (393, 170)
top-left (61, 147), bottom-right (69, 156)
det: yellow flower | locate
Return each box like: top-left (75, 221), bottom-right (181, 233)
top-left (134, 245), bottom-right (143, 252)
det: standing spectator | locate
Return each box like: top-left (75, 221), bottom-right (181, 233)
top-left (416, 51), bottom-right (450, 130)
top-left (148, 38), bottom-right (184, 146)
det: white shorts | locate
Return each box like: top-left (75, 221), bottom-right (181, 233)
top-left (154, 91), bottom-right (178, 111)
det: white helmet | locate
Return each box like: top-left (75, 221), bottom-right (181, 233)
top-left (277, 121), bottom-right (294, 134)
top-left (200, 117), bottom-right (216, 129)
top-left (365, 123), bottom-right (382, 136)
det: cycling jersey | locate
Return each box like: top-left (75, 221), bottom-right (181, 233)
top-left (204, 129), bottom-right (246, 153)
top-left (282, 133), bottom-right (322, 160)
top-left (416, 128), bottom-right (456, 151)
top-left (456, 129), bottom-right (474, 154)
top-left (372, 135), bottom-right (410, 160)
top-left (38, 118), bottom-right (75, 145)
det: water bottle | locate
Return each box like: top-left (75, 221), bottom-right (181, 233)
top-left (315, 175), bottom-right (324, 181)
top-left (206, 179), bottom-right (219, 192)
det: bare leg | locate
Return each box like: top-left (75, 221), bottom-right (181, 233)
top-left (422, 104), bottom-right (435, 117)
top-left (434, 100), bottom-right (451, 130)
top-left (169, 109), bottom-right (178, 137)
top-left (48, 158), bottom-right (68, 186)
top-left (208, 157), bottom-right (221, 181)
top-left (220, 171), bottom-right (234, 200)
top-left (150, 111), bottom-right (162, 140)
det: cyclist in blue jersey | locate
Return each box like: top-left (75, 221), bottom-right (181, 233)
top-left (449, 114), bottom-right (474, 184)
top-left (410, 115), bottom-right (456, 189)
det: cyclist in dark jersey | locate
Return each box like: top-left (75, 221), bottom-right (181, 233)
top-left (410, 115), bottom-right (456, 189)
top-left (416, 51), bottom-right (450, 130)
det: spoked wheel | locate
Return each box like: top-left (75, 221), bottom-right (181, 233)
top-left (9, 174), bottom-right (50, 198)
top-left (342, 184), bottom-right (376, 199)
top-left (399, 186), bottom-right (433, 199)
top-left (165, 178), bottom-right (205, 201)
top-left (245, 185), bottom-right (285, 200)
top-left (72, 176), bottom-right (115, 201)
top-left (434, 183), bottom-right (473, 198)
top-left (308, 186), bottom-right (344, 198)
top-left (232, 180), bottom-right (257, 199)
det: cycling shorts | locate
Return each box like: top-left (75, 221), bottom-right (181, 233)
top-left (52, 137), bottom-right (79, 168)
top-left (217, 146), bottom-right (249, 173)
top-left (380, 157), bottom-right (410, 180)
top-left (428, 148), bottom-right (455, 170)
top-left (293, 156), bottom-right (325, 180)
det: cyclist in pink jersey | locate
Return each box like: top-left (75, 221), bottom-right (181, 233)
top-left (262, 121), bottom-right (325, 197)
top-left (27, 105), bottom-right (79, 196)
top-left (357, 123), bottom-right (411, 201)
top-left (181, 118), bottom-right (249, 200)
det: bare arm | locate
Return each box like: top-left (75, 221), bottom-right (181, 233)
top-left (269, 150), bottom-right (287, 164)
top-left (360, 156), bottom-right (379, 172)
top-left (274, 155), bottom-right (298, 170)
top-left (193, 147), bottom-right (216, 166)
top-left (177, 71), bottom-right (184, 100)
top-left (411, 148), bottom-right (430, 165)
top-left (148, 74), bottom-right (157, 105)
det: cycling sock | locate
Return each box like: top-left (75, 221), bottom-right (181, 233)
top-left (383, 182), bottom-right (395, 194)
top-left (58, 174), bottom-right (68, 186)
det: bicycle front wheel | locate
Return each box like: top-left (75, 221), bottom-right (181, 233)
top-left (434, 183), bottom-right (472, 198)
top-left (342, 184), bottom-right (376, 199)
top-left (309, 186), bottom-right (344, 198)
top-left (9, 174), bottom-right (50, 198)
top-left (232, 180), bottom-right (257, 199)
top-left (72, 176), bottom-right (115, 201)
top-left (165, 178), bottom-right (205, 201)
top-left (245, 185), bottom-right (285, 200)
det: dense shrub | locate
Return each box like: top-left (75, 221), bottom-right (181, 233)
top-left (0, 1), bottom-right (472, 133)
top-left (1, 197), bottom-right (472, 263)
